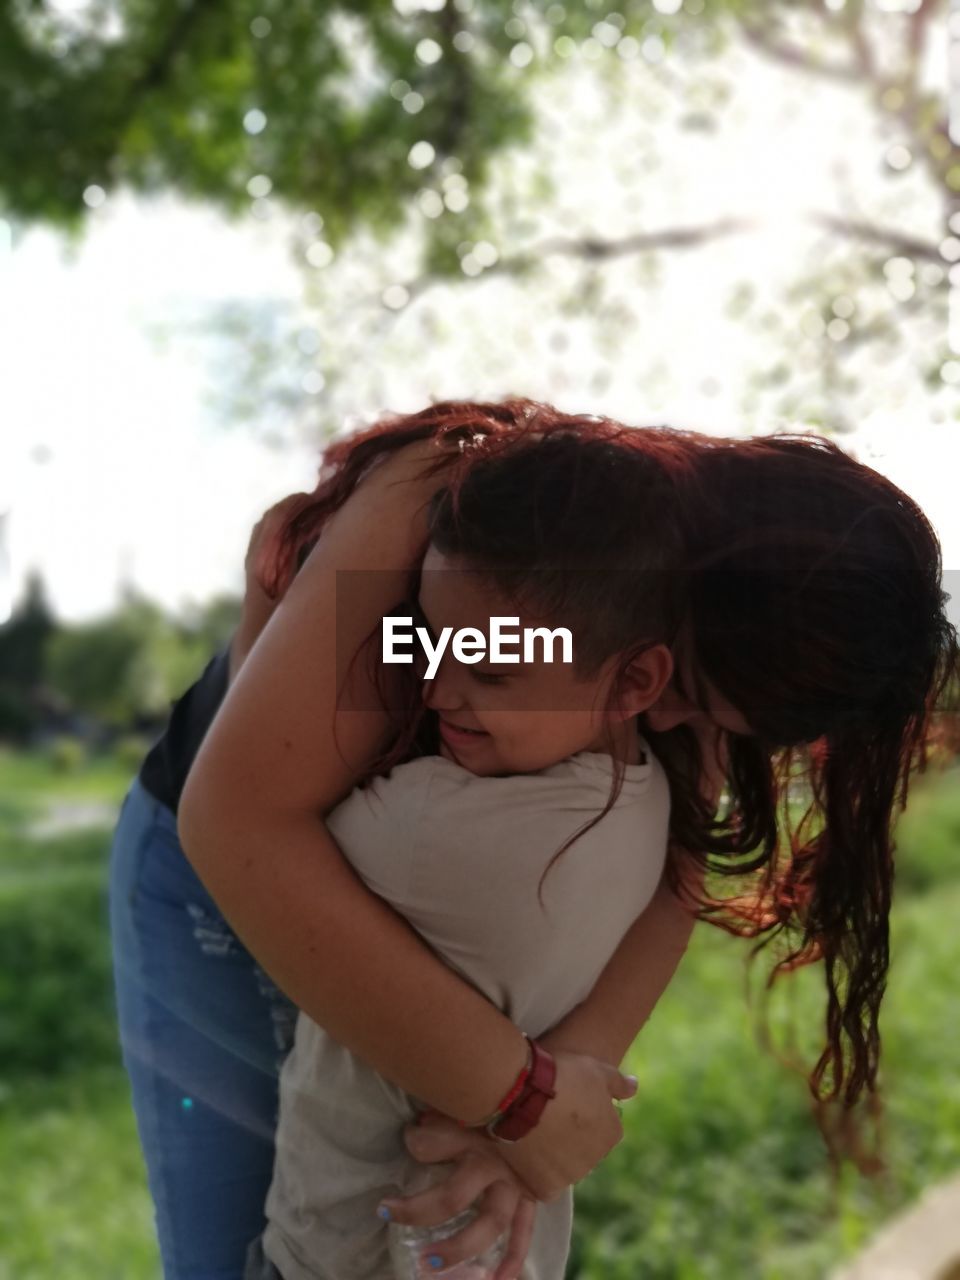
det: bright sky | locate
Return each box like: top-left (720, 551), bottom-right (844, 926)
top-left (1, 25), bottom-right (957, 629)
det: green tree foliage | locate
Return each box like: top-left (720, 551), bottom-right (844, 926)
top-left (41, 588), bottom-right (240, 729)
top-left (0, 573), bottom-right (58, 738)
top-left (0, 0), bottom-right (557, 272)
top-left (0, 571), bottom-right (56, 685)
top-left (1, 1), bottom-right (953, 429)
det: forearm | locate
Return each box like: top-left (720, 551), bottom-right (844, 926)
top-left (228, 605), bottom-right (274, 685)
top-left (538, 862), bottom-right (699, 1067)
top-left (181, 442), bottom-right (528, 1123)
top-left (182, 802), bottom-right (528, 1124)
top-left (539, 726), bottom-right (725, 1068)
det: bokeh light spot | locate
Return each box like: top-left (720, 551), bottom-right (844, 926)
top-left (408, 141), bottom-right (436, 170)
top-left (416, 38), bottom-right (443, 65)
top-left (443, 188), bottom-right (469, 212)
top-left (246, 174), bottom-right (272, 198)
top-left (382, 285), bottom-right (410, 310)
top-left (306, 241), bottom-right (334, 268)
top-left (417, 189), bottom-right (445, 218)
top-left (592, 22), bottom-right (620, 47)
top-left (642, 34), bottom-right (665, 61)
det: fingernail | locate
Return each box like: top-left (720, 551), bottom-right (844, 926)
top-left (423, 1254), bottom-right (444, 1270)
top-left (376, 1203), bottom-right (392, 1221)
top-left (625, 1074), bottom-right (638, 1089)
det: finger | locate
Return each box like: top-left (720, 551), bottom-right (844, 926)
top-left (608, 1068), bottom-right (639, 1101)
top-left (380, 1150), bottom-right (494, 1228)
top-left (415, 1178), bottom-right (516, 1272)
top-left (248, 494), bottom-right (313, 576)
top-left (414, 1107), bottom-right (460, 1128)
top-left (403, 1121), bottom-right (492, 1164)
top-left (493, 1195), bottom-right (538, 1280)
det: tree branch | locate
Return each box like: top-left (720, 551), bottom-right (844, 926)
top-left (122, 0), bottom-right (214, 118)
top-left (737, 14), bottom-right (862, 83)
top-left (809, 212), bottom-right (943, 264)
top-left (387, 215), bottom-right (760, 312)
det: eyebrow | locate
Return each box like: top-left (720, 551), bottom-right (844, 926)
top-left (410, 598), bottom-right (519, 674)
top-left (409, 598), bottom-right (438, 641)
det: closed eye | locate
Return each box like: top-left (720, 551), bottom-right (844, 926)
top-left (469, 670), bottom-right (507, 686)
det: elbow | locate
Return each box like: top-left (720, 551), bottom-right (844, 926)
top-left (176, 780), bottom-right (201, 872)
top-left (177, 766), bottom-right (221, 880)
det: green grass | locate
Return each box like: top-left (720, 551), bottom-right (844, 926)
top-left (0, 1071), bottom-right (157, 1280)
top-left (570, 877), bottom-right (960, 1278)
top-left (1, 750), bottom-right (958, 1279)
top-left (0, 745), bottom-right (132, 813)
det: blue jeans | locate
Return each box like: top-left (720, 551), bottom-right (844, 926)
top-left (108, 776), bottom-right (298, 1280)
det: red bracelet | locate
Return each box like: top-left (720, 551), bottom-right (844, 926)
top-left (458, 1035), bottom-right (533, 1131)
top-left (485, 1039), bottom-right (557, 1144)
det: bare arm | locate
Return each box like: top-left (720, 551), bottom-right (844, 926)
top-left (179, 445), bottom-right (635, 1205)
top-left (183, 447), bottom-right (529, 1122)
top-left (539, 717), bottom-right (727, 1065)
top-left (537, 860), bottom-right (699, 1066)
top-left (230, 506), bottom-right (715, 1073)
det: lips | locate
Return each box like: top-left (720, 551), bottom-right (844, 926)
top-left (438, 718), bottom-right (489, 742)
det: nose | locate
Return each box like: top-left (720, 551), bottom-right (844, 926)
top-left (420, 651), bottom-right (468, 715)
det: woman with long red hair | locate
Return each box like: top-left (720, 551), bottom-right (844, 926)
top-left (109, 398), bottom-right (959, 1279)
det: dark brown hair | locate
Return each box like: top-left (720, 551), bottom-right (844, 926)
top-left (657, 431), bottom-right (960, 1179)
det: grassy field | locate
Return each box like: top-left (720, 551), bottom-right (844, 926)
top-left (1, 745), bottom-right (958, 1278)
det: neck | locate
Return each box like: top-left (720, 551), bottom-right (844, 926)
top-left (587, 716), bottom-right (642, 766)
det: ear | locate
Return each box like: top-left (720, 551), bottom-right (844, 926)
top-left (613, 644), bottom-right (675, 721)
top-left (643, 680), bottom-right (700, 733)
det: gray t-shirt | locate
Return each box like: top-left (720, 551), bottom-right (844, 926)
top-left (262, 738), bottom-right (671, 1280)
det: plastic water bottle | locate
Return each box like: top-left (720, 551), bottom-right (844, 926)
top-left (387, 1158), bottom-right (508, 1279)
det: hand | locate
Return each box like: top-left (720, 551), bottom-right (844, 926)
top-left (492, 1049), bottom-right (637, 1204)
top-left (380, 1113), bottom-right (538, 1280)
top-left (244, 491), bottom-right (314, 611)
top-left (229, 492), bottom-right (313, 684)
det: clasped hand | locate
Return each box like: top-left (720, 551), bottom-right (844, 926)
top-left (379, 1049), bottom-right (638, 1279)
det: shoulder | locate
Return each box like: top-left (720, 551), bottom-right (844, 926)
top-left (408, 739), bottom-right (669, 836)
top-left (329, 737), bottom-right (670, 835)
